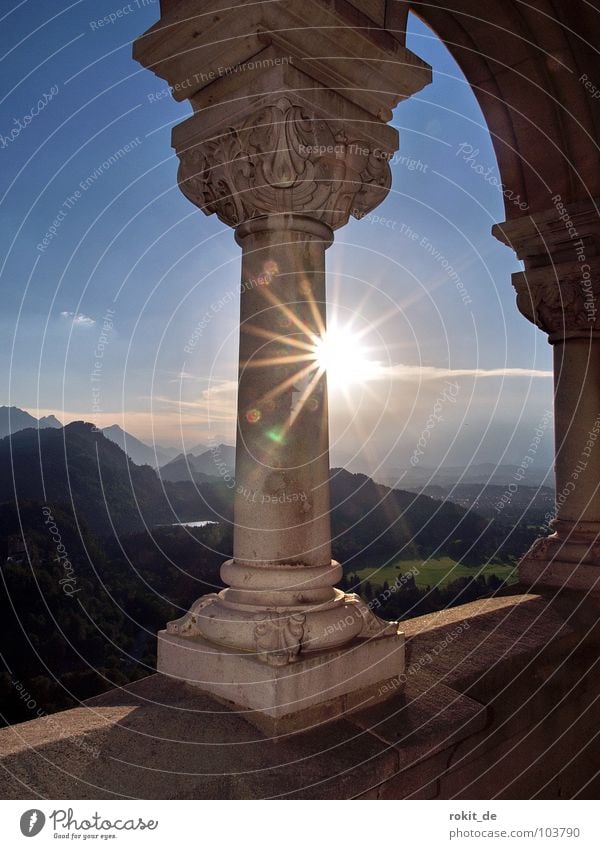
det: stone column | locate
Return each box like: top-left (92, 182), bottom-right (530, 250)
top-left (494, 199), bottom-right (600, 592)
top-left (164, 98), bottom-right (406, 664)
top-left (231, 216), bottom-right (333, 580)
top-left (134, 1), bottom-right (431, 732)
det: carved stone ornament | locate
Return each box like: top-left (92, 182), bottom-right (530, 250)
top-left (513, 272), bottom-right (600, 339)
top-left (253, 611), bottom-right (306, 666)
top-left (176, 96), bottom-right (393, 230)
top-left (345, 593), bottom-right (399, 638)
top-left (166, 593), bottom-right (220, 637)
top-left (523, 534), bottom-right (600, 566)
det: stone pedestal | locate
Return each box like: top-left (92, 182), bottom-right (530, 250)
top-left (158, 629), bottom-right (404, 735)
top-left (134, 1), bottom-right (431, 727)
top-left (494, 200), bottom-right (600, 592)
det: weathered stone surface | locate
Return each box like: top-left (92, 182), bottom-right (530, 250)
top-left (2, 593), bottom-right (599, 799)
top-left (158, 628), bottom-right (404, 733)
top-left (0, 674), bottom-right (398, 800)
top-left (493, 200), bottom-right (600, 341)
top-left (134, 0), bottom-right (430, 119)
top-left (494, 200), bottom-right (600, 591)
top-left (175, 87), bottom-right (398, 230)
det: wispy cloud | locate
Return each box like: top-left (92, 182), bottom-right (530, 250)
top-left (378, 364), bottom-right (552, 381)
top-left (166, 370), bottom-right (201, 383)
top-left (152, 379), bottom-right (238, 422)
top-left (60, 311), bottom-right (95, 327)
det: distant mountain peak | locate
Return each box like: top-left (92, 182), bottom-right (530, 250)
top-left (37, 414), bottom-right (61, 428)
top-left (101, 424), bottom-right (179, 468)
top-left (0, 405), bottom-right (62, 439)
top-left (65, 420), bottom-right (98, 431)
top-left (159, 444), bottom-right (235, 482)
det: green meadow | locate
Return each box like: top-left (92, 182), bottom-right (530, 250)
top-left (350, 556), bottom-right (518, 590)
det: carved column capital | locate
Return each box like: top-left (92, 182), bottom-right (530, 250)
top-left (512, 260), bottom-right (600, 341)
top-left (493, 198), bottom-right (600, 342)
top-left (176, 95), bottom-right (394, 231)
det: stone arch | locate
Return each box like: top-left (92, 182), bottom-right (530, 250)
top-left (401, 1), bottom-right (600, 216)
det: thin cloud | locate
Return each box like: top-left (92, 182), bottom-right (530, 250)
top-left (152, 379), bottom-right (238, 422)
top-left (164, 370), bottom-right (200, 383)
top-left (379, 364), bottom-right (552, 381)
top-left (60, 311), bottom-right (95, 327)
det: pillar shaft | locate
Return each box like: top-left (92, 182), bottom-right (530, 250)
top-left (220, 216), bottom-right (340, 610)
top-left (493, 202), bottom-right (600, 591)
top-left (175, 209), bottom-right (396, 656)
top-left (233, 217), bottom-right (332, 570)
top-left (553, 338), bottom-right (600, 534)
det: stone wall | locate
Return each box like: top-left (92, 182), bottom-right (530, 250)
top-left (1, 590), bottom-right (598, 799)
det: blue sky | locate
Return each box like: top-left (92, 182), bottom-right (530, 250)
top-left (0, 2), bottom-right (554, 474)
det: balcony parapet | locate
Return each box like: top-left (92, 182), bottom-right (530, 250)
top-left (1, 592), bottom-right (598, 799)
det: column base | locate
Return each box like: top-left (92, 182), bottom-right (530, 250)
top-left (519, 532), bottom-right (600, 593)
top-left (165, 584), bottom-right (398, 663)
top-left (157, 629), bottom-right (404, 736)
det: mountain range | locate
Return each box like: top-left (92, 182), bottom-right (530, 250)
top-left (101, 424), bottom-right (179, 468)
top-left (0, 420), bottom-right (540, 567)
top-left (0, 407), bottom-right (191, 468)
top-left (158, 445), bottom-right (235, 482)
top-left (2, 407), bottom-right (554, 493)
top-left (407, 482), bottom-right (555, 524)
top-left (0, 407), bottom-right (554, 549)
top-left (375, 462), bottom-right (553, 489)
top-left (0, 406), bottom-right (62, 438)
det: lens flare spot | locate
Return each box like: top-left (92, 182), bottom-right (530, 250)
top-left (264, 260), bottom-right (279, 277)
top-left (246, 408), bottom-right (261, 424)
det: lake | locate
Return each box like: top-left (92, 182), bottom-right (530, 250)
top-left (164, 520), bottom-right (218, 528)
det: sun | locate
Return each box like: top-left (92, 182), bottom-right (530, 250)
top-left (313, 322), bottom-right (382, 390)
top-left (240, 282), bottom-right (386, 433)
